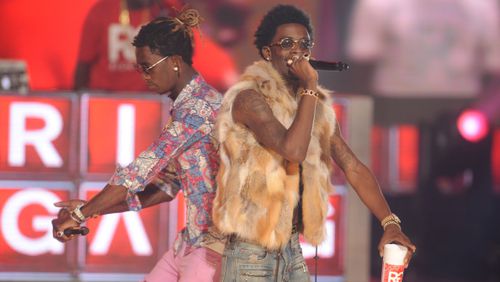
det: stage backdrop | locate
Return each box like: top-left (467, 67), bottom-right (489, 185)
top-left (0, 92), bottom-right (348, 281)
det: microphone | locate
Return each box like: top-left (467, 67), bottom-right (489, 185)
top-left (309, 60), bottom-right (350, 71)
top-left (64, 226), bottom-right (90, 236)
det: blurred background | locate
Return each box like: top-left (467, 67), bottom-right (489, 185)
top-left (0, 0), bottom-right (499, 281)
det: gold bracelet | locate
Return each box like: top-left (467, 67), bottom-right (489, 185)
top-left (383, 220), bottom-right (401, 231)
top-left (381, 213), bottom-right (401, 227)
top-left (299, 89), bottom-right (319, 99)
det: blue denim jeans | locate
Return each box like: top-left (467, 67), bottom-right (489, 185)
top-left (220, 231), bottom-right (310, 282)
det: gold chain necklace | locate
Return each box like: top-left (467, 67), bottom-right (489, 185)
top-left (119, 0), bottom-right (151, 26)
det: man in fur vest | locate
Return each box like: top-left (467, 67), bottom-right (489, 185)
top-left (212, 4), bottom-right (416, 281)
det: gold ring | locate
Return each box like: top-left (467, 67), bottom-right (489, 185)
top-left (287, 55), bottom-right (299, 66)
top-left (56, 231), bottom-right (64, 238)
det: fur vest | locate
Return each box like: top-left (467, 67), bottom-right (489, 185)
top-left (213, 60), bottom-right (337, 250)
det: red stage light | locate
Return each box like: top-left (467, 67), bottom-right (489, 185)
top-left (456, 110), bottom-right (489, 142)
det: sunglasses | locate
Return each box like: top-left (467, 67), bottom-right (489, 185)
top-left (269, 37), bottom-right (314, 51)
top-left (134, 55), bottom-right (169, 75)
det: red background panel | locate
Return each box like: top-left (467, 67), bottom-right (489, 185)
top-left (0, 96), bottom-right (75, 174)
top-left (371, 126), bottom-right (385, 185)
top-left (397, 125), bottom-right (418, 192)
top-left (0, 186), bottom-right (71, 272)
top-left (83, 96), bottom-right (165, 174)
top-left (371, 125), bottom-right (418, 193)
top-left (493, 129), bottom-right (500, 194)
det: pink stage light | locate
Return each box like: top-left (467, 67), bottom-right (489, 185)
top-left (456, 110), bottom-right (489, 142)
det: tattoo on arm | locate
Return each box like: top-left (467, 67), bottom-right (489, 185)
top-left (232, 90), bottom-right (287, 150)
top-left (233, 90), bottom-right (272, 125)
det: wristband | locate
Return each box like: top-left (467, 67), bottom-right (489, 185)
top-left (71, 203), bottom-right (87, 223)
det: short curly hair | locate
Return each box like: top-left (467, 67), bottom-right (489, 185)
top-left (254, 5), bottom-right (314, 59)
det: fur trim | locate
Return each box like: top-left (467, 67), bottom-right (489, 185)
top-left (213, 60), bottom-right (336, 249)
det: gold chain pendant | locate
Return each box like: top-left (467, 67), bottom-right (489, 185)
top-left (119, 0), bottom-right (130, 26)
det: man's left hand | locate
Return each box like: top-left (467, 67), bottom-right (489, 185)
top-left (377, 224), bottom-right (416, 268)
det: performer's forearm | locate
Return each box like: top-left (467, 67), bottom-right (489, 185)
top-left (282, 94), bottom-right (318, 161)
top-left (95, 201), bottom-right (130, 215)
top-left (80, 184), bottom-right (174, 217)
top-left (137, 184), bottom-right (175, 208)
top-left (346, 163), bottom-right (392, 221)
top-left (80, 184), bottom-right (128, 218)
top-left (331, 123), bottom-right (392, 221)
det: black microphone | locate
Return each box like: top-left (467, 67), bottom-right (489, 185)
top-left (64, 226), bottom-right (90, 236)
top-left (309, 60), bottom-right (350, 71)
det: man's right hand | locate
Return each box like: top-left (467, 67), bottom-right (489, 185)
top-left (287, 54), bottom-right (318, 90)
top-left (52, 199), bottom-right (87, 242)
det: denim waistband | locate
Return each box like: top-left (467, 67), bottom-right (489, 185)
top-left (227, 224), bottom-right (299, 250)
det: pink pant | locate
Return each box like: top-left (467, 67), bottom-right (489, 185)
top-left (144, 241), bottom-right (222, 282)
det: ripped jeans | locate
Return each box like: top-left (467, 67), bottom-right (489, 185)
top-left (220, 231), bottom-right (310, 282)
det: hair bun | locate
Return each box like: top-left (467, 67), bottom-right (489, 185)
top-left (171, 7), bottom-right (203, 39)
top-left (177, 8), bottom-right (202, 28)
